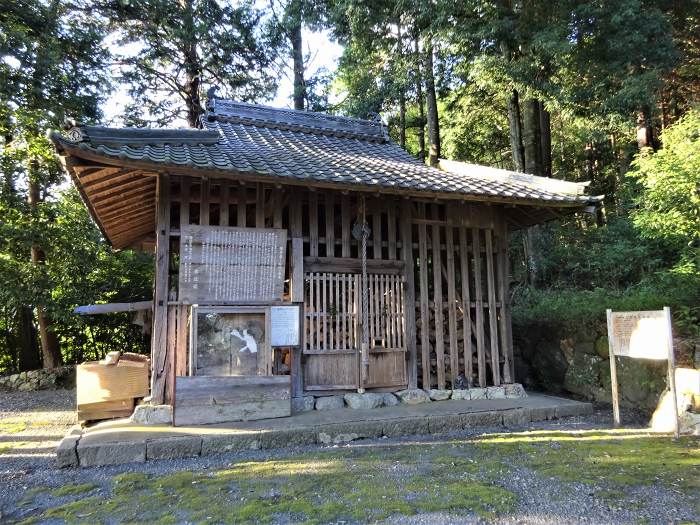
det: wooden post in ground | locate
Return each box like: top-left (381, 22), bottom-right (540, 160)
top-left (606, 308), bottom-right (621, 427)
top-left (151, 173), bottom-right (171, 405)
top-left (664, 306), bottom-right (680, 439)
top-left (289, 192), bottom-right (304, 398)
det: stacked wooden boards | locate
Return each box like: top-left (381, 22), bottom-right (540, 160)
top-left (76, 355), bottom-right (150, 422)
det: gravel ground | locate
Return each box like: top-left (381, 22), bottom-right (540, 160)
top-left (0, 390), bottom-right (697, 525)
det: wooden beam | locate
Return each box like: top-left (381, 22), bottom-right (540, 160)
top-left (74, 301), bottom-right (152, 315)
top-left (431, 204), bottom-right (445, 390)
top-left (472, 227), bottom-right (486, 387)
top-left (485, 229), bottom-right (500, 386)
top-left (458, 227), bottom-right (473, 383)
top-left (325, 193), bottom-right (335, 257)
top-left (150, 173), bottom-right (171, 405)
top-left (417, 203), bottom-right (430, 389)
top-left (220, 184), bottom-right (230, 226)
top-left (372, 199), bottom-right (382, 259)
top-left (289, 192), bottom-right (304, 398)
top-left (200, 178), bottom-right (210, 226)
top-left (309, 191), bottom-right (319, 257)
top-left (180, 177), bottom-right (190, 228)
top-left (237, 184), bottom-right (247, 227)
top-left (445, 221), bottom-right (458, 387)
top-left (401, 200), bottom-right (417, 389)
top-left (255, 183), bottom-right (264, 227)
top-left (341, 194), bottom-right (351, 257)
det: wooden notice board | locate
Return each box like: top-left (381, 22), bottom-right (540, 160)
top-left (179, 225), bottom-right (287, 304)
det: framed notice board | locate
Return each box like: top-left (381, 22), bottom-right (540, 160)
top-left (179, 225), bottom-right (287, 304)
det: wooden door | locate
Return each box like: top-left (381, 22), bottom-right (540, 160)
top-left (302, 271), bottom-right (407, 392)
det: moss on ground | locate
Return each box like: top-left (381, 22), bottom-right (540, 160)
top-left (51, 483), bottom-right (99, 497)
top-left (16, 429), bottom-right (700, 524)
top-left (0, 419), bottom-right (28, 434)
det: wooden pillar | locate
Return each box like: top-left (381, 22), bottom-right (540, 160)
top-left (401, 200), bottom-right (418, 389)
top-left (199, 177), bottom-right (209, 226)
top-left (151, 172), bottom-right (171, 405)
top-left (289, 193), bottom-right (304, 397)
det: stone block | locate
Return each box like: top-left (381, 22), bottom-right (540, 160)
top-left (146, 436), bottom-right (201, 460)
top-left (428, 389), bottom-right (451, 401)
top-left (462, 411), bottom-right (502, 429)
top-left (501, 408), bottom-right (529, 426)
top-left (56, 435), bottom-right (80, 468)
top-left (259, 427), bottom-right (318, 449)
top-left (556, 402), bottom-right (593, 418)
top-left (427, 415), bottom-right (462, 434)
top-left (529, 406), bottom-right (556, 421)
top-left (396, 389), bottom-right (431, 405)
top-left (486, 386), bottom-right (506, 399)
top-left (383, 417), bottom-right (429, 437)
top-left (381, 393), bottom-right (400, 406)
top-left (291, 396), bottom-right (315, 413)
top-left (201, 433), bottom-right (261, 456)
top-left (469, 387), bottom-right (487, 400)
top-left (318, 421), bottom-right (384, 444)
top-left (451, 389), bottom-right (470, 400)
top-left (131, 404), bottom-right (173, 426)
top-left (314, 396), bottom-right (345, 411)
top-left (78, 440), bottom-right (146, 467)
top-left (504, 383), bottom-right (527, 398)
top-left (344, 392), bottom-right (384, 409)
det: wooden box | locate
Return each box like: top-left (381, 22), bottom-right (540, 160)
top-left (76, 360), bottom-right (149, 406)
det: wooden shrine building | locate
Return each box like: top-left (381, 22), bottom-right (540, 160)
top-left (51, 100), bottom-right (600, 424)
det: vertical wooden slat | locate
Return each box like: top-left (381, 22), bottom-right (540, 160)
top-left (237, 184), bottom-right (247, 227)
top-left (445, 223), bottom-right (458, 386)
top-left (166, 306), bottom-right (177, 404)
top-left (496, 224), bottom-right (512, 383)
top-left (372, 199), bottom-right (382, 259)
top-left (273, 188), bottom-right (282, 229)
top-left (387, 202), bottom-right (396, 260)
top-left (179, 177), bottom-right (190, 229)
top-left (255, 183), bottom-right (264, 227)
top-left (341, 195), bottom-right (351, 257)
top-left (150, 173), bottom-right (170, 405)
top-left (289, 193), bottom-right (303, 397)
top-left (431, 205), bottom-right (445, 390)
top-left (485, 229), bottom-right (500, 385)
top-left (175, 305), bottom-right (188, 377)
top-left (199, 178), bottom-right (210, 226)
top-left (322, 273), bottom-right (328, 350)
top-left (325, 193), bottom-right (335, 258)
top-left (309, 192), bottom-right (319, 257)
top-left (459, 227), bottom-right (473, 383)
top-left (401, 201), bottom-right (417, 388)
top-left (341, 273), bottom-right (347, 349)
top-left (309, 273), bottom-right (315, 350)
top-left (220, 184), bottom-right (229, 226)
top-left (315, 272), bottom-right (321, 350)
top-left (472, 228), bottom-right (486, 387)
top-left (417, 204), bottom-right (430, 389)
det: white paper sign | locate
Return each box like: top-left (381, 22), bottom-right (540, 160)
top-left (608, 310), bottom-right (670, 360)
top-left (270, 305), bottom-right (300, 347)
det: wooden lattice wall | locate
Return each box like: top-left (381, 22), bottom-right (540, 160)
top-left (150, 173), bottom-right (514, 404)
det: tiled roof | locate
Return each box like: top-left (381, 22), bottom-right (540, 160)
top-left (50, 100), bottom-right (600, 205)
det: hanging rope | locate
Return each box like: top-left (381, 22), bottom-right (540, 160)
top-left (353, 194), bottom-right (371, 392)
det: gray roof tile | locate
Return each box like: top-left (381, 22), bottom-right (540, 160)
top-left (50, 100), bottom-right (601, 206)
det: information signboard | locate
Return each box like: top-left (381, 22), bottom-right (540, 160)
top-left (270, 305), bottom-right (301, 347)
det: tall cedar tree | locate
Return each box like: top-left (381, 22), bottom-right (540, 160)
top-left (0, 0), bottom-right (110, 368)
top-left (101, 0), bottom-right (277, 127)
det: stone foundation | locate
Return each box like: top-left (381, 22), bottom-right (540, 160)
top-left (0, 366), bottom-right (75, 392)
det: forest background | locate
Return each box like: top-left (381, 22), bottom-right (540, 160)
top-left (1, 0), bottom-right (699, 377)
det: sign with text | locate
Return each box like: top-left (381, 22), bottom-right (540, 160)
top-left (608, 310), bottom-right (670, 360)
top-left (179, 226), bottom-right (286, 304)
top-left (270, 305), bottom-right (301, 347)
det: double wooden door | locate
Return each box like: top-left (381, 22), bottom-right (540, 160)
top-left (302, 270), bottom-right (407, 392)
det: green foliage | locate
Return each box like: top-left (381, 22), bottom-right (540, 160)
top-left (629, 109), bottom-right (700, 263)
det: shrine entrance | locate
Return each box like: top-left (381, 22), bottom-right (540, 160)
top-left (302, 262), bottom-right (408, 393)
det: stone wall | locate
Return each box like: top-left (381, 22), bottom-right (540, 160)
top-left (512, 322), bottom-right (700, 411)
top-left (0, 366), bottom-right (76, 392)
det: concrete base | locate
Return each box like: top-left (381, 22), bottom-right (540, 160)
top-left (58, 393), bottom-right (593, 468)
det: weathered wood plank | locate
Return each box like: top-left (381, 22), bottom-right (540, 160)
top-left (272, 187), bottom-right (283, 228)
top-left (417, 203), bottom-right (430, 389)
top-left (372, 198), bottom-right (382, 259)
top-left (497, 224), bottom-right (512, 383)
top-left (150, 173), bottom-right (171, 405)
top-left (255, 183), bottom-right (265, 227)
top-left (431, 205), bottom-right (445, 390)
top-left (309, 192), bottom-right (319, 257)
top-left (303, 257), bottom-right (405, 275)
top-left (387, 202), bottom-right (397, 260)
top-left (341, 194), bottom-right (351, 257)
top-left (472, 228), bottom-right (487, 387)
top-left (289, 195), bottom-right (304, 396)
top-left (237, 184), bottom-right (247, 227)
top-left (445, 223), bottom-right (458, 386)
top-left (458, 227), bottom-right (473, 383)
top-left (325, 193), bottom-right (335, 258)
top-left (220, 184), bottom-right (229, 226)
top-left (199, 178), bottom-right (210, 226)
top-left (485, 229), bottom-right (500, 385)
top-left (175, 305), bottom-right (188, 377)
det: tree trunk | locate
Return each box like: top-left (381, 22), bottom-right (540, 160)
top-left (181, 0), bottom-right (201, 127)
top-left (538, 101), bottom-right (552, 177)
top-left (507, 89), bottom-right (525, 172)
top-left (414, 35), bottom-right (425, 161)
top-left (522, 98), bottom-right (543, 176)
top-left (17, 307), bottom-right (40, 371)
top-left (636, 109), bottom-right (655, 150)
top-left (399, 92), bottom-right (406, 149)
top-left (28, 179), bottom-right (62, 368)
top-left (290, 0), bottom-right (305, 111)
top-left (424, 39), bottom-right (440, 167)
